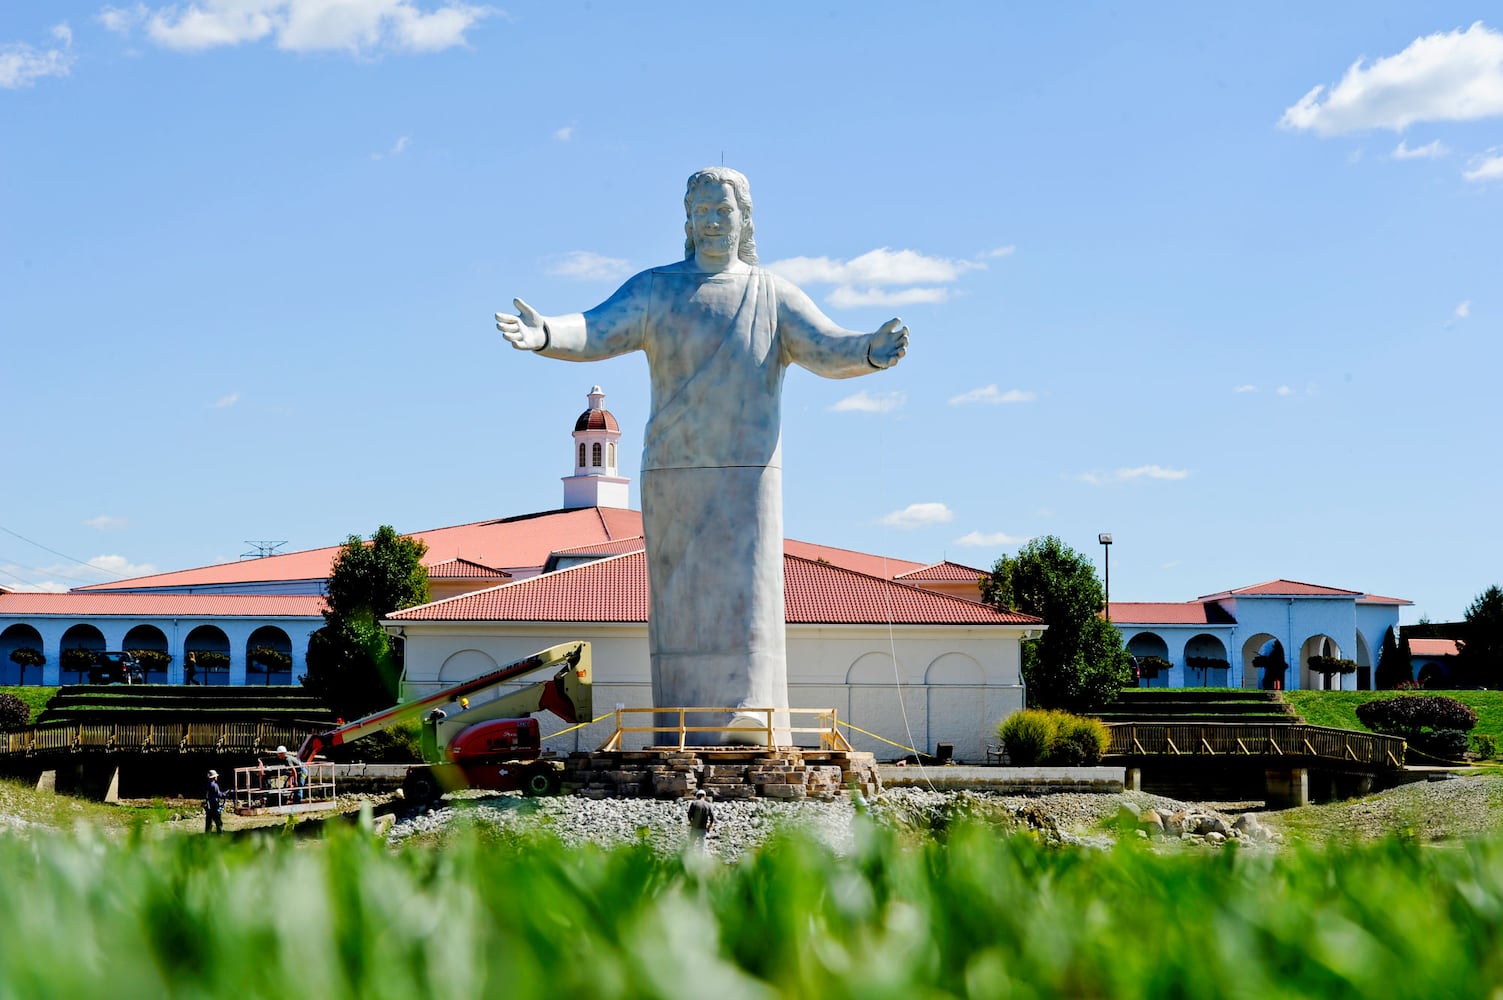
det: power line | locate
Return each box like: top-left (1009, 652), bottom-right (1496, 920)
top-left (0, 523), bottom-right (129, 578)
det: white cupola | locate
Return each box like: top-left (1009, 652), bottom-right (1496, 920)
top-left (562, 385), bottom-right (631, 509)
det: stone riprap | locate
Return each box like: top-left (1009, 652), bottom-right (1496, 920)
top-left (561, 748), bottom-right (880, 801)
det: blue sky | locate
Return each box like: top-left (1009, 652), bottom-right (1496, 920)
top-left (2, 3), bottom-right (1500, 623)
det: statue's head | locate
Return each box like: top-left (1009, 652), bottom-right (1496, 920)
top-left (683, 166), bottom-right (757, 265)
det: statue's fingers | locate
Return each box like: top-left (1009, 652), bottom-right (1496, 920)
top-left (878, 317), bottom-right (903, 336)
top-left (514, 298), bottom-right (539, 322)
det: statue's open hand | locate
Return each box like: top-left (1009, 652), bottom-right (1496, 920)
top-left (868, 318), bottom-right (909, 369)
top-left (496, 298), bottom-right (547, 351)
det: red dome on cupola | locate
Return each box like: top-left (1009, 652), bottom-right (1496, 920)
top-left (574, 385), bottom-right (620, 431)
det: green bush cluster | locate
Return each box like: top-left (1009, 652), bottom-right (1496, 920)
top-left (1356, 695), bottom-right (1478, 759)
top-left (0, 693), bottom-right (28, 730)
top-left (996, 709), bottom-right (1110, 765)
top-left (3, 818), bottom-right (1503, 998)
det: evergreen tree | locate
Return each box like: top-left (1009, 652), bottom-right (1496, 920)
top-left (980, 536), bottom-right (1134, 712)
top-left (1375, 626), bottom-right (1413, 689)
top-left (303, 525), bottom-right (429, 718)
top-left (1459, 585), bottom-right (1503, 689)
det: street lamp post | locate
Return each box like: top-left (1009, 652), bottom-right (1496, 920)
top-left (1098, 533), bottom-right (1113, 617)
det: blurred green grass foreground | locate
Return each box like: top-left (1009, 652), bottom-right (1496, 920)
top-left (3, 806), bottom-right (1502, 1000)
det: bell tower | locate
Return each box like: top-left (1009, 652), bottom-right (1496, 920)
top-left (562, 385), bottom-right (630, 509)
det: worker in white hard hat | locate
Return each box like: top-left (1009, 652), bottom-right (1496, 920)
top-left (277, 745), bottom-right (308, 804)
top-left (204, 769), bottom-right (224, 834)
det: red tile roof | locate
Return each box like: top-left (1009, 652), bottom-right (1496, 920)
top-left (0, 593), bottom-right (325, 617)
top-left (782, 539), bottom-right (926, 580)
top-left (1409, 638), bottom-right (1461, 657)
top-left (1357, 593), bottom-right (1414, 606)
top-left (548, 537), bottom-right (647, 558)
top-left (389, 551), bottom-right (1041, 627)
top-left (1197, 579), bottom-right (1366, 600)
top-left (427, 558), bottom-right (511, 580)
top-left (894, 560), bottom-right (990, 583)
top-left (76, 507), bottom-right (646, 592)
top-left (1109, 602), bottom-right (1237, 625)
top-left (574, 408), bottom-right (620, 432)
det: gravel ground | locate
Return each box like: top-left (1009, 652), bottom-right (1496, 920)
top-left (381, 774), bottom-right (1503, 858)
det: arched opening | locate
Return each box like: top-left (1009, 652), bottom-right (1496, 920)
top-left (186, 625), bottom-right (232, 686)
top-left (608, 442), bottom-right (617, 469)
top-left (1185, 633), bottom-right (1230, 687)
top-left (1301, 635), bottom-right (1344, 690)
top-left (1241, 633), bottom-right (1286, 691)
top-left (60, 624), bottom-right (106, 684)
top-left (0, 623), bottom-right (44, 685)
top-left (1354, 630), bottom-right (1374, 690)
top-left (124, 624), bottom-right (170, 683)
top-left (247, 626), bottom-right (294, 686)
top-left (592, 442), bottom-right (602, 467)
top-left (578, 443), bottom-right (586, 468)
top-left (1126, 632), bottom-right (1169, 687)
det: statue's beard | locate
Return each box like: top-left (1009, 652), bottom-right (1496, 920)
top-left (698, 233), bottom-right (737, 255)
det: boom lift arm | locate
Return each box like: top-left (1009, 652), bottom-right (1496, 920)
top-left (294, 641), bottom-right (592, 764)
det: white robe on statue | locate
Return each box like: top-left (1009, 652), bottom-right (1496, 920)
top-left (539, 262), bottom-right (879, 742)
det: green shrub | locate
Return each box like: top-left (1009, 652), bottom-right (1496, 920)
top-left (1136, 656), bottom-right (1171, 678)
top-left (0, 693), bottom-right (28, 730)
top-left (998, 709), bottom-right (1055, 765)
top-left (998, 709), bottom-right (1109, 766)
top-left (1357, 696), bottom-right (1478, 737)
top-left (1473, 733), bottom-right (1499, 760)
top-left (1413, 728), bottom-right (1472, 761)
top-left (1058, 714), bottom-right (1110, 765)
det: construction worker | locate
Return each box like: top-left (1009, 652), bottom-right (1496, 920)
top-left (687, 788), bottom-right (715, 846)
top-left (204, 769), bottom-right (224, 834)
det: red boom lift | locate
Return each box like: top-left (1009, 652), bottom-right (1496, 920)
top-left (288, 641), bottom-right (592, 807)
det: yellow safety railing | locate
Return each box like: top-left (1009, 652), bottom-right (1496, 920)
top-left (598, 707), bottom-right (853, 752)
top-left (1105, 723), bottom-right (1406, 768)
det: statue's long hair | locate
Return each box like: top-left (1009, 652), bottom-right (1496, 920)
top-left (683, 166), bottom-right (758, 265)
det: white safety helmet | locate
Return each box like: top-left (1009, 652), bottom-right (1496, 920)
top-left (207, 769), bottom-right (218, 779)
top-left (276, 746), bottom-right (288, 754)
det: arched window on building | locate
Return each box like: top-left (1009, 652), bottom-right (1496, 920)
top-left (608, 443), bottom-right (616, 468)
top-left (578, 443), bottom-right (586, 468)
top-left (592, 443), bottom-right (602, 467)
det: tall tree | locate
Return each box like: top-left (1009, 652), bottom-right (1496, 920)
top-left (303, 525), bottom-right (429, 718)
top-left (1460, 585), bottom-right (1503, 689)
top-left (980, 536), bottom-right (1134, 712)
top-left (1375, 626), bottom-right (1413, 689)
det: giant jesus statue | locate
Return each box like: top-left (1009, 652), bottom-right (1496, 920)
top-left (497, 167), bottom-right (909, 744)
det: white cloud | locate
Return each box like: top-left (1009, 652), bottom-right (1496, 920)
top-left (982, 246), bottom-right (1016, 258)
top-left (99, 5), bottom-right (149, 33)
top-left (827, 286), bottom-right (949, 308)
top-left (213, 392), bottom-right (240, 408)
top-left (1464, 152), bottom-right (1503, 182)
top-left (84, 515), bottom-right (128, 531)
top-left (1392, 138), bottom-right (1449, 159)
top-left (553, 124), bottom-right (574, 142)
top-left (547, 250), bottom-right (631, 282)
top-left (392, 135), bottom-right (409, 154)
top-left (767, 246), bottom-right (998, 310)
top-left (1276, 385), bottom-right (1294, 396)
top-left (829, 390), bottom-right (906, 414)
top-left (141, 1), bottom-right (491, 54)
top-left (0, 24), bottom-right (76, 89)
top-left (1233, 384), bottom-right (1258, 393)
top-left (954, 531), bottom-right (1030, 547)
top-left (1280, 22), bottom-right (1503, 135)
top-left (1077, 465), bottom-right (1190, 486)
top-left (1456, 300), bottom-right (1472, 319)
top-left (880, 502), bottom-right (954, 529)
top-left (948, 384), bottom-right (1036, 406)
top-left (84, 554), bottom-right (157, 579)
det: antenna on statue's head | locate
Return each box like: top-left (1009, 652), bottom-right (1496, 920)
top-left (720, 150), bottom-right (724, 165)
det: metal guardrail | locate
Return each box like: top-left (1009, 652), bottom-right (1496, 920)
top-left (1106, 722), bottom-right (1407, 769)
top-left (0, 721), bottom-right (319, 757)
top-left (598, 707), bottom-right (853, 752)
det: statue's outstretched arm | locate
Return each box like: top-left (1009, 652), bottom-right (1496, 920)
top-left (497, 272), bottom-right (649, 362)
top-left (776, 276), bottom-right (910, 378)
top-left (497, 298), bottom-right (549, 350)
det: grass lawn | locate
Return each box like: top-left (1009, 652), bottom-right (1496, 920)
top-left (1283, 689), bottom-right (1503, 753)
top-left (0, 686), bottom-right (57, 723)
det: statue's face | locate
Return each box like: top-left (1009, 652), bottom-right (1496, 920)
top-left (689, 181), bottom-right (743, 260)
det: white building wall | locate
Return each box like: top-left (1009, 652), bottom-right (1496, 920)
top-left (396, 621), bottom-right (1028, 764)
